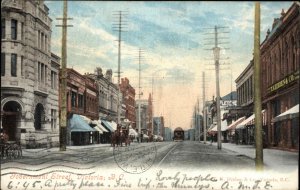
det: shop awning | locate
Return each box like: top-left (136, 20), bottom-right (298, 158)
top-left (210, 120), bottom-right (228, 132)
top-left (272, 104), bottom-right (299, 123)
top-left (143, 134), bottom-right (149, 139)
top-left (109, 121), bottom-right (118, 131)
top-left (79, 115), bottom-right (92, 124)
top-left (101, 120), bottom-right (115, 132)
top-left (97, 120), bottom-right (109, 132)
top-left (226, 116), bottom-right (246, 131)
top-left (236, 110), bottom-right (265, 129)
top-left (129, 128), bottom-right (138, 137)
top-left (207, 123), bottom-right (216, 132)
top-left (69, 114), bottom-right (96, 132)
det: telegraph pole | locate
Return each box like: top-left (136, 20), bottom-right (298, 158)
top-left (112, 11), bottom-right (128, 125)
top-left (56, 0), bottom-right (73, 151)
top-left (203, 25), bottom-right (229, 150)
top-left (213, 26), bottom-right (222, 150)
top-left (254, 2), bottom-right (263, 170)
top-left (202, 72), bottom-right (207, 144)
top-left (137, 48), bottom-right (144, 143)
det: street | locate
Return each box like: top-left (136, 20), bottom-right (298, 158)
top-left (1, 141), bottom-right (298, 190)
top-left (1, 141), bottom-right (255, 173)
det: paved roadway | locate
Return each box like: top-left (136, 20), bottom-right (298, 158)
top-left (1, 141), bottom-right (298, 190)
top-left (1, 141), bottom-right (255, 172)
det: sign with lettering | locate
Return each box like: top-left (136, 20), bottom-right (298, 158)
top-left (268, 70), bottom-right (299, 94)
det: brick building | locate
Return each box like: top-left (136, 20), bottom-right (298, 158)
top-left (260, 3), bottom-right (299, 150)
top-left (120, 77), bottom-right (136, 128)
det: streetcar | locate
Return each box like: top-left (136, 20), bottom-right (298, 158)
top-left (173, 127), bottom-right (184, 141)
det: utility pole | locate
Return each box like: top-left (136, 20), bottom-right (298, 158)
top-left (56, 0), bottom-right (73, 151)
top-left (137, 48), bottom-right (144, 143)
top-left (112, 10), bottom-right (128, 125)
top-left (202, 72), bottom-right (207, 144)
top-left (151, 75), bottom-right (154, 135)
top-left (213, 26), bottom-right (222, 150)
top-left (203, 25), bottom-right (229, 150)
top-left (254, 2), bottom-right (263, 170)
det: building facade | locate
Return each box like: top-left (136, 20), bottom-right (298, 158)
top-left (120, 77), bottom-right (136, 128)
top-left (86, 67), bottom-right (121, 122)
top-left (136, 99), bottom-right (149, 135)
top-left (153, 116), bottom-right (165, 137)
top-left (260, 3), bottom-right (299, 150)
top-left (1, 0), bottom-right (59, 147)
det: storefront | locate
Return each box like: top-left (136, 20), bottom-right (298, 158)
top-left (68, 114), bottom-right (96, 146)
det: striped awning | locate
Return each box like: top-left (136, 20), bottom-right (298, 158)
top-left (101, 120), bottom-right (115, 132)
top-left (226, 116), bottom-right (246, 131)
top-left (236, 110), bottom-right (266, 129)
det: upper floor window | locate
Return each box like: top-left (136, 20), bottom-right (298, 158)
top-left (1, 53), bottom-right (5, 76)
top-left (11, 54), bottom-right (17, 77)
top-left (1, 19), bottom-right (5, 39)
top-left (71, 91), bottom-right (77, 107)
top-left (11, 19), bottom-right (17, 40)
top-left (51, 70), bottom-right (57, 89)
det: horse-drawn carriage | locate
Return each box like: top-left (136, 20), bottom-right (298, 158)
top-left (111, 124), bottom-right (131, 147)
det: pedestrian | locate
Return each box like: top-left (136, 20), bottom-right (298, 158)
top-left (0, 130), bottom-right (9, 143)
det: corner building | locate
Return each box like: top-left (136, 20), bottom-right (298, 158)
top-left (261, 3), bottom-right (299, 150)
top-left (1, 0), bottom-right (60, 147)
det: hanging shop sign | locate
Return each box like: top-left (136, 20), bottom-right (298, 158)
top-left (268, 70), bottom-right (299, 94)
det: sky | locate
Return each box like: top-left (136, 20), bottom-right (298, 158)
top-left (45, 1), bottom-right (294, 130)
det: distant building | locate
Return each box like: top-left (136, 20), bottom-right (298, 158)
top-left (153, 116), bottom-right (165, 137)
top-left (1, 0), bottom-right (60, 147)
top-left (136, 99), bottom-right (149, 135)
top-left (85, 67), bottom-right (121, 122)
top-left (164, 127), bottom-right (173, 141)
top-left (120, 77), bottom-right (136, 128)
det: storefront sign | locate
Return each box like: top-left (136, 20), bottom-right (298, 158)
top-left (268, 70), bottom-right (299, 93)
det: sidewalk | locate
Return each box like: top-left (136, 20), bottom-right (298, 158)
top-left (206, 141), bottom-right (299, 171)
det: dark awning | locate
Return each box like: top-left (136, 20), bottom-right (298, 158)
top-left (69, 114), bottom-right (96, 132)
top-left (101, 120), bottom-right (115, 132)
top-left (272, 104), bottom-right (299, 123)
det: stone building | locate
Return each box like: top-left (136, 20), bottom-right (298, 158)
top-left (1, 0), bottom-right (59, 147)
top-left (120, 77), bottom-right (136, 128)
top-left (85, 67), bottom-right (121, 122)
top-left (136, 99), bottom-right (149, 135)
top-left (260, 3), bottom-right (299, 150)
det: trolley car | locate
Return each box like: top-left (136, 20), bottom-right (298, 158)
top-left (173, 127), bottom-right (184, 141)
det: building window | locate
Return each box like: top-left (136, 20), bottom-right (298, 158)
top-left (38, 62), bottom-right (40, 81)
top-left (1, 53), bottom-right (5, 76)
top-left (51, 71), bottom-right (57, 89)
top-left (21, 56), bottom-right (24, 76)
top-left (78, 94), bottom-right (84, 108)
top-left (11, 19), bottom-right (17, 40)
top-left (71, 91), bottom-right (77, 107)
top-left (21, 22), bottom-right (24, 40)
top-left (11, 54), bottom-right (17, 77)
top-left (51, 109), bottom-right (57, 130)
top-left (1, 19), bottom-right (5, 39)
top-left (38, 30), bottom-right (40, 48)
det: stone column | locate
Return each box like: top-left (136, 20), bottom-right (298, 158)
top-left (17, 21), bottom-right (21, 40)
